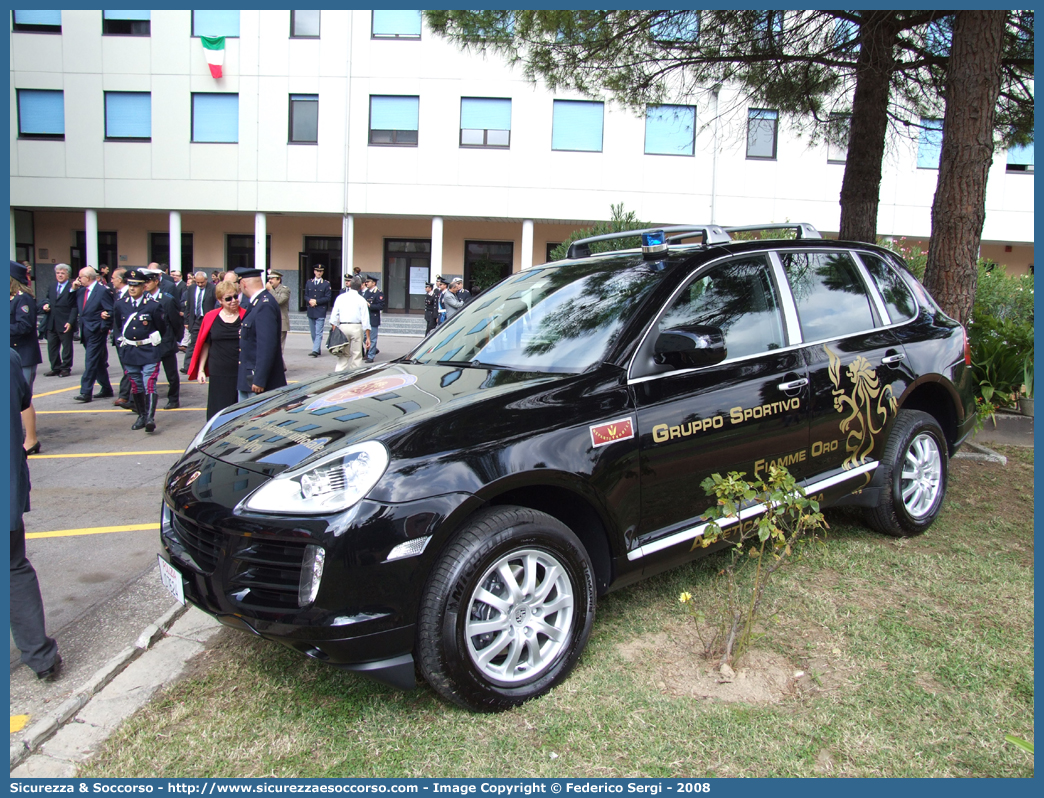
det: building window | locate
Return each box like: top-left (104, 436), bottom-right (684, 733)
top-left (460, 98), bottom-right (511, 148)
top-left (552, 100), bottom-right (604, 152)
top-left (17, 89), bottom-right (64, 139)
top-left (1007, 142), bottom-right (1034, 173)
top-left (369, 96), bottom-right (419, 146)
top-left (651, 12), bottom-right (699, 45)
top-left (644, 105), bottom-right (695, 156)
top-left (546, 243), bottom-right (562, 263)
top-left (150, 233), bottom-right (194, 274)
top-left (289, 94), bottom-right (319, 143)
top-left (105, 92), bottom-right (151, 140)
top-left (192, 10), bottom-right (239, 38)
top-left (465, 241), bottom-right (514, 294)
top-left (227, 234), bottom-right (270, 274)
top-left (925, 18), bottom-right (952, 57)
top-left (72, 231), bottom-right (118, 273)
top-left (917, 118), bottom-right (943, 169)
top-left (290, 10), bottom-right (320, 38)
top-left (102, 10), bottom-right (149, 36)
top-left (12, 10), bottom-right (61, 33)
top-left (372, 10), bottom-right (421, 39)
top-left (192, 93), bottom-right (239, 143)
top-left (746, 109), bottom-right (778, 159)
top-left (826, 113), bottom-right (850, 164)
top-left (831, 17), bottom-right (859, 51)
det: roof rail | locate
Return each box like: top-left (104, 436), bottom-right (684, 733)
top-left (566, 224), bottom-right (731, 260)
top-left (723, 222), bottom-right (822, 240)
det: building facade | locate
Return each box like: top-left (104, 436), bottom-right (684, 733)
top-left (10, 9), bottom-right (1035, 315)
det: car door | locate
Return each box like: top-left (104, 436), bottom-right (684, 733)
top-left (776, 249), bottom-right (912, 501)
top-left (629, 253), bottom-right (810, 571)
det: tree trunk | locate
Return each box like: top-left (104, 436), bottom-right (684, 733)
top-left (838, 12), bottom-right (900, 243)
top-left (923, 11), bottom-right (1007, 327)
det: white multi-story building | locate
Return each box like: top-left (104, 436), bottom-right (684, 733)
top-left (10, 9), bottom-right (1034, 323)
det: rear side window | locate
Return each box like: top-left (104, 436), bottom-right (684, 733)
top-left (859, 253), bottom-right (918, 323)
top-left (659, 255), bottom-right (786, 360)
top-left (780, 251), bottom-right (876, 342)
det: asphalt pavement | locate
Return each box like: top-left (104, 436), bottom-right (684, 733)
top-left (10, 328), bottom-right (422, 773)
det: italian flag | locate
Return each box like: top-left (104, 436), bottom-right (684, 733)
top-left (201, 36), bottom-right (225, 78)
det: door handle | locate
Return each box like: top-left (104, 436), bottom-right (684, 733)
top-left (881, 353), bottom-right (906, 365)
top-left (777, 378), bottom-right (808, 391)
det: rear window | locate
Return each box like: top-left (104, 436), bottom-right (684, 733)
top-left (412, 260), bottom-right (670, 373)
top-left (859, 252), bottom-right (918, 323)
top-left (780, 251), bottom-right (876, 342)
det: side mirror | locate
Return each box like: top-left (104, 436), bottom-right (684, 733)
top-left (654, 325), bottom-right (727, 369)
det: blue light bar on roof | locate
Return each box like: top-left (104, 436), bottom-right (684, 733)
top-left (641, 230), bottom-right (668, 258)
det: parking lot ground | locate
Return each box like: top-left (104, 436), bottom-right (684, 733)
top-left (10, 329), bottom-right (421, 760)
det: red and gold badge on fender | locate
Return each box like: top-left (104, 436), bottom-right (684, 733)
top-left (590, 417), bottom-right (635, 448)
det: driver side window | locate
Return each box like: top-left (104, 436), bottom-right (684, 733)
top-left (660, 256), bottom-right (785, 360)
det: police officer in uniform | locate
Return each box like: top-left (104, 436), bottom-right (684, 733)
top-left (144, 269), bottom-right (184, 409)
top-left (236, 266), bottom-right (287, 402)
top-left (112, 269), bottom-right (167, 432)
top-left (304, 264), bottom-right (331, 357)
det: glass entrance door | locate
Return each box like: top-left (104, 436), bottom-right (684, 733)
top-left (384, 239), bottom-right (431, 313)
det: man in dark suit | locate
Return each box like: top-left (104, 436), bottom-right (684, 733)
top-left (236, 267), bottom-right (286, 401)
top-left (144, 269), bottom-right (184, 409)
top-left (182, 271), bottom-right (217, 372)
top-left (304, 264), bottom-right (331, 358)
top-left (150, 262), bottom-right (177, 297)
top-left (40, 263), bottom-right (77, 377)
top-left (70, 266), bottom-right (114, 403)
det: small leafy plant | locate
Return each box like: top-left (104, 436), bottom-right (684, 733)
top-left (679, 466), bottom-right (826, 668)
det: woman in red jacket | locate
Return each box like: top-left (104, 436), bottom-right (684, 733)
top-left (187, 281), bottom-right (246, 419)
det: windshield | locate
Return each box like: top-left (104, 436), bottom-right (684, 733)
top-left (411, 259), bottom-right (669, 373)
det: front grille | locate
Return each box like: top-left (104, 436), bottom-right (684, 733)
top-left (171, 514), bottom-right (220, 573)
top-left (228, 539), bottom-right (308, 611)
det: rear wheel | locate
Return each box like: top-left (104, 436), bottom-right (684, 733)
top-left (865, 410), bottom-right (948, 536)
top-left (417, 506), bottom-right (596, 712)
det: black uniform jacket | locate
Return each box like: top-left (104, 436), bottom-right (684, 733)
top-left (304, 278), bottom-right (332, 320)
top-left (238, 289), bottom-right (287, 393)
top-left (10, 292), bottom-right (42, 367)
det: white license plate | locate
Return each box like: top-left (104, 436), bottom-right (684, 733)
top-left (158, 555), bottom-right (186, 605)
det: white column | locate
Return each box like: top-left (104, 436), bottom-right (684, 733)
top-left (342, 214), bottom-right (354, 275)
top-left (521, 219), bottom-right (534, 271)
top-left (254, 212), bottom-right (267, 280)
top-left (431, 216), bottom-right (443, 281)
top-left (85, 209), bottom-right (98, 271)
top-left (169, 211), bottom-right (182, 274)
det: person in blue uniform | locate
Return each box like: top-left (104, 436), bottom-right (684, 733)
top-left (144, 269), bottom-right (184, 409)
top-left (10, 349), bottom-right (62, 681)
top-left (361, 274), bottom-right (386, 363)
top-left (10, 261), bottom-right (42, 454)
top-left (112, 269), bottom-right (168, 432)
top-left (236, 266), bottom-right (287, 401)
top-left (303, 264), bottom-right (331, 357)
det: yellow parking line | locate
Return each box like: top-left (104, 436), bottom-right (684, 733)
top-left (11, 715), bottom-right (29, 733)
top-left (38, 408), bottom-right (204, 414)
top-left (26, 523), bottom-right (160, 540)
top-left (29, 450), bottom-right (183, 459)
top-left (33, 385), bottom-right (82, 398)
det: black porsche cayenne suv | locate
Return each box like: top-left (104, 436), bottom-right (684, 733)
top-left (160, 223), bottom-right (975, 712)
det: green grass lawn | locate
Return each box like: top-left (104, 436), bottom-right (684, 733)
top-left (82, 445), bottom-right (1034, 778)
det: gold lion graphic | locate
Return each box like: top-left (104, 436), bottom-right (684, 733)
top-left (826, 347), bottom-right (898, 470)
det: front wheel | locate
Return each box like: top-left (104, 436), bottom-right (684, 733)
top-left (865, 409), bottom-right (948, 537)
top-left (417, 506), bottom-right (596, 712)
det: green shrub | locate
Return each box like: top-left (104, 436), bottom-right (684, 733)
top-left (550, 203), bottom-right (649, 262)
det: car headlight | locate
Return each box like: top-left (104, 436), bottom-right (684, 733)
top-left (237, 441), bottom-right (390, 515)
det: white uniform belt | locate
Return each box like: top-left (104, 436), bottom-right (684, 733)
top-left (120, 338), bottom-right (154, 347)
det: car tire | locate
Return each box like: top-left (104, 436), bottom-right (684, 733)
top-left (864, 409), bottom-right (948, 537)
top-left (417, 505), bottom-right (596, 712)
